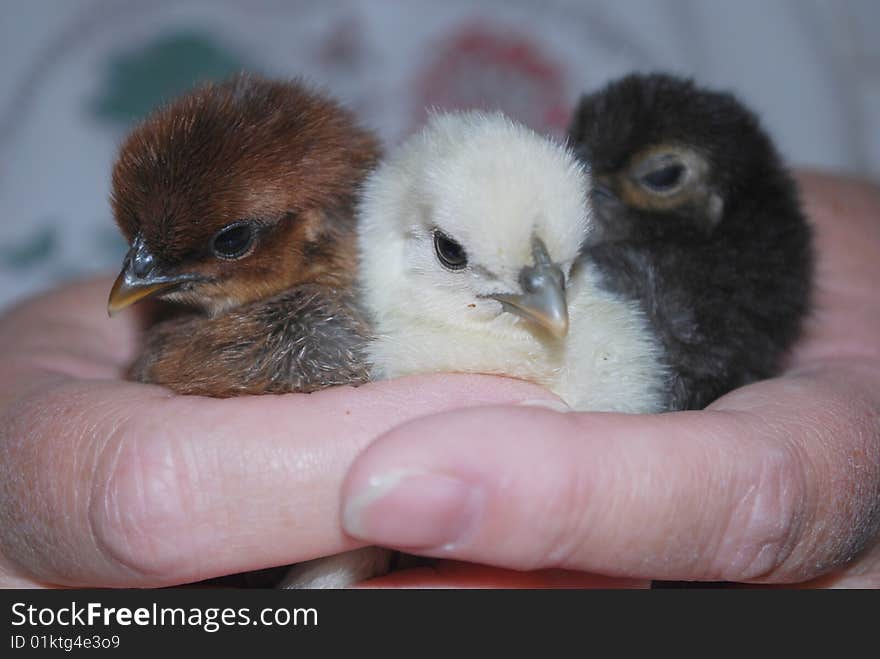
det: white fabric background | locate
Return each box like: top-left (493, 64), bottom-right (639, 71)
top-left (1, 0), bottom-right (878, 310)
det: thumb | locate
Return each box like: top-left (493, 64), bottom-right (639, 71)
top-left (340, 367), bottom-right (879, 583)
top-left (342, 404), bottom-right (777, 582)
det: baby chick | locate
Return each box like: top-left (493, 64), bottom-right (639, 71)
top-left (109, 73), bottom-right (380, 396)
top-left (353, 88), bottom-right (811, 588)
top-left (567, 73), bottom-right (813, 409)
top-left (358, 111), bottom-right (668, 413)
top-left (108, 74), bottom-right (388, 588)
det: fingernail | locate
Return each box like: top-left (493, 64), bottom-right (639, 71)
top-left (517, 398), bottom-right (571, 413)
top-left (343, 470), bottom-right (482, 549)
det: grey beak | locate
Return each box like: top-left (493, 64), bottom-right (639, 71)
top-left (107, 234), bottom-right (198, 316)
top-left (489, 236), bottom-right (569, 338)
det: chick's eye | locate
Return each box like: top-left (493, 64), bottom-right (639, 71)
top-left (639, 163), bottom-right (686, 193)
top-left (433, 230), bottom-right (467, 270)
top-left (212, 222), bottom-right (254, 259)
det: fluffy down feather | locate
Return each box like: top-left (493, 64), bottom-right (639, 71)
top-left (358, 111), bottom-right (667, 413)
top-left (568, 73), bottom-right (813, 410)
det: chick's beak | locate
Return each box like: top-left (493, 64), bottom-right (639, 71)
top-left (107, 234), bottom-right (197, 316)
top-left (489, 237), bottom-right (569, 338)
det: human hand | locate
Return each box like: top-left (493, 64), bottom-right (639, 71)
top-left (0, 279), bottom-right (625, 588)
top-left (341, 170), bottom-right (880, 588)
top-left (4, 170), bottom-right (874, 589)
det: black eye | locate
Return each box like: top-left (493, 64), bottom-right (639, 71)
top-left (433, 230), bottom-right (468, 270)
top-left (212, 222), bottom-right (254, 260)
top-left (639, 163), bottom-right (686, 192)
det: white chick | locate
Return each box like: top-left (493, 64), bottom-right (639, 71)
top-left (358, 111), bottom-right (667, 413)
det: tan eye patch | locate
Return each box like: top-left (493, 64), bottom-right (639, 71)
top-left (617, 144), bottom-right (711, 212)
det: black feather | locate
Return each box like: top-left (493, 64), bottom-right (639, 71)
top-left (568, 73), bottom-right (813, 410)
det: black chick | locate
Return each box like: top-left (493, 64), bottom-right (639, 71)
top-left (109, 73), bottom-right (380, 397)
top-left (567, 73), bottom-right (813, 410)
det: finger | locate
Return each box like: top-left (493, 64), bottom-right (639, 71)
top-left (790, 171), bottom-right (880, 365)
top-left (0, 275), bottom-right (148, 380)
top-left (0, 373), bottom-right (558, 588)
top-left (357, 560), bottom-right (648, 589)
top-left (341, 362), bottom-right (880, 583)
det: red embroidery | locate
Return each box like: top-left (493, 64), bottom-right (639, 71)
top-left (414, 22), bottom-right (569, 135)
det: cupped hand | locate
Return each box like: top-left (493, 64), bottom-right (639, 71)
top-left (3, 170), bottom-right (876, 589)
top-left (0, 280), bottom-right (598, 588)
top-left (342, 170), bottom-right (880, 587)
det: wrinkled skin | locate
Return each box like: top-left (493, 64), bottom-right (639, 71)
top-left (0, 171), bottom-right (878, 588)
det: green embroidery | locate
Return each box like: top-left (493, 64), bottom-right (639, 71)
top-left (0, 226), bottom-right (57, 268)
top-left (90, 29), bottom-right (253, 125)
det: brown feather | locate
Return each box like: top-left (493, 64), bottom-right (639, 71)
top-left (111, 73), bottom-right (380, 315)
top-left (129, 285), bottom-right (371, 397)
top-left (110, 74), bottom-right (381, 396)
top-left (109, 75), bottom-right (388, 588)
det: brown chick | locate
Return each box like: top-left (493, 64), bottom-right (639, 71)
top-left (108, 74), bottom-right (388, 588)
top-left (109, 73), bottom-right (380, 396)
